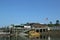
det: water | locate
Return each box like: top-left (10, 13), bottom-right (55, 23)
top-left (0, 35), bottom-right (60, 40)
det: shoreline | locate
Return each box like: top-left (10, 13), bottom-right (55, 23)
top-left (0, 30), bottom-right (60, 37)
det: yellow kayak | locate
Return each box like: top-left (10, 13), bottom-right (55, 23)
top-left (29, 31), bottom-right (40, 38)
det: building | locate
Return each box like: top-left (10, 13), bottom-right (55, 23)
top-left (10, 23), bottom-right (48, 33)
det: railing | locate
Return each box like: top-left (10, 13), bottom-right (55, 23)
top-left (0, 32), bottom-right (10, 34)
top-left (49, 27), bottom-right (60, 30)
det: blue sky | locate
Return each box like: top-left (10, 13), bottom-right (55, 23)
top-left (0, 0), bottom-right (60, 26)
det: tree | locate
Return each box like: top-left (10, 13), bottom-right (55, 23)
top-left (50, 21), bottom-right (52, 24)
top-left (55, 20), bottom-right (60, 26)
top-left (48, 21), bottom-right (54, 27)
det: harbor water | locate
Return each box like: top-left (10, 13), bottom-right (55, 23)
top-left (0, 34), bottom-right (60, 40)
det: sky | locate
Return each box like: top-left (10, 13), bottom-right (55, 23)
top-left (0, 0), bottom-right (60, 27)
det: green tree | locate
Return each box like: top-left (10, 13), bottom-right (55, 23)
top-left (55, 20), bottom-right (60, 26)
top-left (50, 21), bottom-right (52, 24)
top-left (48, 21), bottom-right (54, 27)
